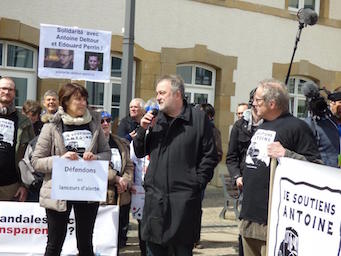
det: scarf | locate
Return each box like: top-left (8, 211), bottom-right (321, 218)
top-left (58, 106), bottom-right (92, 125)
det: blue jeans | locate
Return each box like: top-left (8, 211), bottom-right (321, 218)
top-left (146, 241), bottom-right (193, 256)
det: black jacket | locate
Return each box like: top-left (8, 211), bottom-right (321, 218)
top-left (117, 115), bottom-right (139, 142)
top-left (304, 114), bottom-right (339, 168)
top-left (133, 102), bottom-right (218, 245)
top-left (226, 118), bottom-right (255, 182)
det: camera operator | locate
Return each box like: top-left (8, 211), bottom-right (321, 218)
top-left (303, 82), bottom-right (340, 168)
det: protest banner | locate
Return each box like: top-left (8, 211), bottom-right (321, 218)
top-left (267, 157), bottom-right (341, 255)
top-left (131, 185), bottom-right (145, 220)
top-left (38, 24), bottom-right (111, 82)
top-left (51, 157), bottom-right (109, 201)
top-left (0, 202), bottom-right (118, 255)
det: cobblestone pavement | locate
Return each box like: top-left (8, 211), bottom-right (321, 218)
top-left (120, 185), bottom-right (239, 256)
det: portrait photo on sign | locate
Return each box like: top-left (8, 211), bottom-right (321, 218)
top-left (44, 48), bottom-right (74, 69)
top-left (84, 52), bottom-right (103, 71)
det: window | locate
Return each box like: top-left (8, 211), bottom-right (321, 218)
top-left (0, 41), bottom-right (37, 107)
top-left (176, 64), bottom-right (216, 105)
top-left (288, 0), bottom-right (320, 15)
top-left (86, 55), bottom-right (135, 121)
top-left (288, 76), bottom-right (313, 118)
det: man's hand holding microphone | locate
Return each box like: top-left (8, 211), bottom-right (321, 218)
top-left (141, 98), bottom-right (159, 134)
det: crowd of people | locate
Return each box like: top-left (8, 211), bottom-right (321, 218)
top-left (0, 73), bottom-right (340, 256)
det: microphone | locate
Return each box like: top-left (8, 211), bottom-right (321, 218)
top-left (302, 81), bottom-right (320, 98)
top-left (144, 98), bottom-right (159, 114)
top-left (297, 8), bottom-right (318, 26)
top-left (144, 98), bottom-right (159, 135)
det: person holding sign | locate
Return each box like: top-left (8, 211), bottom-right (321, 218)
top-left (239, 79), bottom-right (321, 256)
top-left (32, 83), bottom-right (111, 256)
top-left (100, 110), bottom-right (134, 250)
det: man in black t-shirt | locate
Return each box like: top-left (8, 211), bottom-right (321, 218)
top-left (0, 77), bottom-right (35, 201)
top-left (239, 79), bottom-right (321, 256)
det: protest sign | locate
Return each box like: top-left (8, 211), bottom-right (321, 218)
top-left (268, 158), bottom-right (341, 255)
top-left (51, 157), bottom-right (109, 201)
top-left (245, 129), bottom-right (276, 167)
top-left (38, 24), bottom-right (111, 82)
top-left (0, 202), bottom-right (118, 255)
top-left (131, 185), bottom-right (145, 220)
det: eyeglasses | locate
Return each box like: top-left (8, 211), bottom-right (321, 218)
top-left (253, 97), bottom-right (264, 104)
top-left (0, 87), bottom-right (15, 92)
top-left (237, 112), bottom-right (244, 116)
top-left (101, 118), bottom-right (112, 124)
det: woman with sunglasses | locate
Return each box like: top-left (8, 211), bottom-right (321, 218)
top-left (100, 110), bottom-right (134, 250)
top-left (32, 83), bottom-right (111, 256)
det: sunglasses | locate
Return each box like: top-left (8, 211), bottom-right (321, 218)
top-left (101, 118), bottom-right (112, 124)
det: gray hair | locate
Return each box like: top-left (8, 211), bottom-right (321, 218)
top-left (157, 74), bottom-right (185, 99)
top-left (130, 98), bottom-right (145, 108)
top-left (258, 78), bottom-right (289, 112)
top-left (43, 89), bottom-right (58, 100)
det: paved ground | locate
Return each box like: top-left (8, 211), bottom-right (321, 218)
top-left (120, 185), bottom-right (240, 256)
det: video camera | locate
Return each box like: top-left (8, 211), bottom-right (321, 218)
top-left (302, 81), bottom-right (341, 117)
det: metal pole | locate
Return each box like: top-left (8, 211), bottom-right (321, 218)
top-left (285, 23), bottom-right (304, 85)
top-left (119, 0), bottom-right (135, 119)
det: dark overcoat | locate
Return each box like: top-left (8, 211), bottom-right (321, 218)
top-left (133, 102), bottom-right (218, 245)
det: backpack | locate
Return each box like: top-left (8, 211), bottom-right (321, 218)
top-left (18, 136), bottom-right (44, 191)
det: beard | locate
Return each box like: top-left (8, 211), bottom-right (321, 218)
top-left (0, 97), bottom-right (12, 106)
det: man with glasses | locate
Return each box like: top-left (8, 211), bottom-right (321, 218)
top-left (239, 79), bottom-right (321, 256)
top-left (0, 77), bottom-right (35, 201)
top-left (51, 49), bottom-right (74, 69)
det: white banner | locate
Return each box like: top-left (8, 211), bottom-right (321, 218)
top-left (268, 158), bottom-right (341, 256)
top-left (0, 202), bottom-right (118, 255)
top-left (51, 157), bottom-right (109, 201)
top-left (38, 24), bottom-right (111, 82)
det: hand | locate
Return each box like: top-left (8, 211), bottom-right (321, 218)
top-left (130, 185), bottom-right (137, 194)
top-left (236, 177), bottom-right (243, 190)
top-left (140, 111), bottom-right (156, 130)
top-left (115, 176), bottom-right (128, 194)
top-left (267, 142), bottom-right (286, 158)
top-left (129, 130), bottom-right (137, 139)
top-left (14, 186), bottom-right (27, 202)
top-left (61, 151), bottom-right (79, 160)
top-left (83, 152), bottom-right (97, 160)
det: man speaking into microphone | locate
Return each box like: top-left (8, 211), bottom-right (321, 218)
top-left (133, 74), bottom-right (218, 255)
